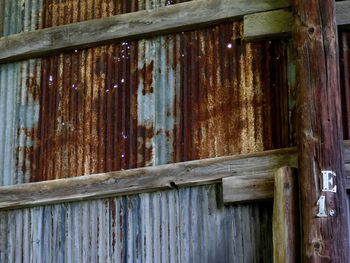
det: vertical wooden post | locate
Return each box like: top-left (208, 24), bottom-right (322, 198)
top-left (273, 167), bottom-right (300, 263)
top-left (292, 0), bottom-right (350, 261)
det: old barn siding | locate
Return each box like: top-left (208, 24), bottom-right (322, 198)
top-left (0, 184), bottom-right (273, 263)
top-left (0, 0), bottom-right (42, 185)
top-left (0, 0), bottom-right (295, 184)
top-left (0, 0), bottom-right (296, 262)
top-left (31, 22), bottom-right (294, 181)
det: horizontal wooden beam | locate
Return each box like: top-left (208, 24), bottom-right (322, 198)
top-left (0, 0), bottom-right (290, 64)
top-left (223, 140), bottom-right (350, 204)
top-left (2, 140), bottom-right (350, 210)
top-left (244, 8), bottom-right (292, 40)
top-left (0, 147), bottom-right (297, 210)
top-left (223, 176), bottom-right (275, 203)
top-left (244, 1), bottom-right (350, 40)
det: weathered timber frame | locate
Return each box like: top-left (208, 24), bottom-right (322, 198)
top-left (1, 141), bottom-right (350, 210)
top-left (293, 0), bottom-right (350, 261)
top-left (1, 0), bottom-right (350, 62)
top-left (1, 0), bottom-right (350, 261)
top-left (0, 0), bottom-right (290, 63)
top-left (244, 1), bottom-right (350, 40)
top-left (0, 147), bottom-right (297, 210)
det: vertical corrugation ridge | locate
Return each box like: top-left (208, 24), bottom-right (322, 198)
top-left (0, 1), bottom-right (297, 262)
top-left (178, 22), bottom-right (292, 162)
top-left (0, 185), bottom-right (273, 262)
top-left (34, 0), bottom-right (139, 181)
top-left (0, 0), bottom-right (42, 186)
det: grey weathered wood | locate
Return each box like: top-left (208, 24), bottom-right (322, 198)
top-left (244, 8), bottom-right (292, 40)
top-left (0, 147), bottom-right (297, 210)
top-left (336, 0), bottom-right (350, 27)
top-left (223, 176), bottom-right (274, 203)
top-left (1, 139), bottom-right (350, 210)
top-left (244, 1), bottom-right (350, 40)
top-left (273, 167), bottom-right (300, 263)
top-left (224, 140), bottom-right (350, 204)
top-left (0, 0), bottom-right (290, 63)
top-left (293, 0), bottom-right (349, 260)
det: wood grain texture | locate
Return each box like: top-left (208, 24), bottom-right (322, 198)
top-left (273, 167), bottom-right (300, 263)
top-left (0, 147), bottom-right (297, 210)
top-left (244, 8), bottom-right (292, 40)
top-left (336, 0), bottom-right (350, 27)
top-left (223, 176), bottom-right (274, 203)
top-left (2, 140), bottom-right (350, 210)
top-left (293, 0), bottom-right (350, 261)
top-left (0, 0), bottom-right (290, 64)
top-left (244, 1), bottom-right (350, 40)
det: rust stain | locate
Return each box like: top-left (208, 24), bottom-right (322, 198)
top-left (179, 21), bottom-right (293, 161)
top-left (137, 124), bottom-right (154, 167)
top-left (140, 60), bottom-right (154, 95)
top-left (31, 0), bottom-right (294, 182)
top-left (32, 0), bottom-right (140, 181)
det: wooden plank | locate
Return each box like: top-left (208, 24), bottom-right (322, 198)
top-left (1, 139), bottom-right (350, 210)
top-left (0, 0), bottom-right (290, 64)
top-left (244, 8), bottom-right (292, 40)
top-left (0, 147), bottom-right (297, 210)
top-left (244, 1), bottom-right (350, 40)
top-left (273, 167), bottom-right (300, 263)
top-left (223, 176), bottom-right (274, 203)
top-left (223, 140), bottom-right (350, 204)
top-left (336, 0), bottom-right (350, 27)
top-left (293, 0), bottom-right (349, 261)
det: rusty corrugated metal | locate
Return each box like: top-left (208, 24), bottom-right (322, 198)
top-left (0, 184), bottom-right (273, 263)
top-left (30, 6), bottom-right (294, 181)
top-left (178, 24), bottom-right (293, 162)
top-left (0, 0), bottom-right (42, 186)
top-left (0, 0), bottom-right (296, 262)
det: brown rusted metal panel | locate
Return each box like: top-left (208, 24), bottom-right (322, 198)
top-left (0, 1), bottom-right (296, 262)
top-left (22, 0), bottom-right (295, 182)
top-left (178, 22), bottom-right (293, 162)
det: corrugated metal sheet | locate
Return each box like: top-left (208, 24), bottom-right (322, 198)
top-left (0, 0), bottom-right (42, 186)
top-left (29, 5), bottom-right (294, 181)
top-left (0, 184), bottom-right (273, 263)
top-left (0, 0), bottom-right (295, 183)
top-left (0, 0), bottom-right (296, 262)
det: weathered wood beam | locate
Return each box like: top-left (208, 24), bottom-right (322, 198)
top-left (1, 140), bottom-right (350, 210)
top-left (244, 8), bottom-right (292, 40)
top-left (0, 0), bottom-right (290, 64)
top-left (244, 1), bottom-right (350, 40)
top-left (273, 167), bottom-right (300, 263)
top-left (293, 0), bottom-right (349, 261)
top-left (0, 147), bottom-right (297, 210)
top-left (223, 141), bottom-right (350, 204)
top-left (222, 176), bottom-right (274, 203)
top-left (336, 0), bottom-right (350, 28)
